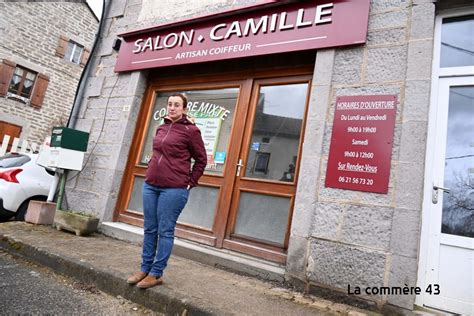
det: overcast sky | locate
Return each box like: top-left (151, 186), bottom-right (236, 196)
top-left (86, 0), bottom-right (103, 19)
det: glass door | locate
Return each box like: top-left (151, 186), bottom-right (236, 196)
top-left (424, 77), bottom-right (474, 314)
top-left (222, 76), bottom-right (311, 262)
top-left (117, 74), bottom-right (311, 263)
top-left (117, 80), bottom-right (250, 247)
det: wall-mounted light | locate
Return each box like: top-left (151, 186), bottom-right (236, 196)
top-left (112, 38), bottom-right (122, 51)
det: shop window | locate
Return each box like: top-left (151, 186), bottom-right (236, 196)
top-left (246, 83), bottom-right (307, 183)
top-left (440, 15), bottom-right (474, 68)
top-left (55, 35), bottom-right (90, 66)
top-left (140, 88), bottom-right (239, 176)
top-left (0, 59), bottom-right (49, 107)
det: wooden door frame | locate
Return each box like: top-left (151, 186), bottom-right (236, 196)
top-left (221, 75), bottom-right (313, 263)
top-left (114, 66), bottom-right (314, 263)
top-left (115, 79), bottom-right (249, 246)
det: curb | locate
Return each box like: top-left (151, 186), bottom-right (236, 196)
top-left (0, 234), bottom-right (222, 315)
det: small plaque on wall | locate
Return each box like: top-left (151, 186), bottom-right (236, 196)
top-left (325, 95), bottom-right (397, 194)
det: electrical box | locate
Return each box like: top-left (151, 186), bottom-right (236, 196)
top-left (51, 127), bottom-right (89, 152)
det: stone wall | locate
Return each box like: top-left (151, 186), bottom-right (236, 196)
top-left (68, 0), bottom-right (262, 219)
top-left (0, 2), bottom-right (98, 144)
top-left (69, 0), bottom-right (437, 311)
top-left (287, 0), bottom-right (437, 310)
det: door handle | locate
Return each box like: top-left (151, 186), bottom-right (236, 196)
top-left (433, 185), bottom-right (450, 193)
top-left (432, 184), bottom-right (451, 204)
top-left (236, 159), bottom-right (245, 177)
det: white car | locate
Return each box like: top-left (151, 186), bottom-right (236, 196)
top-left (0, 153), bottom-right (54, 221)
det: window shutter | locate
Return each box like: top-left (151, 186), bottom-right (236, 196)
top-left (80, 48), bottom-right (90, 67)
top-left (30, 74), bottom-right (49, 108)
top-left (0, 59), bottom-right (16, 97)
top-left (55, 35), bottom-right (69, 58)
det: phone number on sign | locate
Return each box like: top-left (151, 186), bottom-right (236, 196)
top-left (338, 176), bottom-right (374, 185)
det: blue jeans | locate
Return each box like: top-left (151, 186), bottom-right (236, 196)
top-left (141, 182), bottom-right (189, 277)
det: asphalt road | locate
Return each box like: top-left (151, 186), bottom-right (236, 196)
top-left (0, 249), bottom-right (161, 315)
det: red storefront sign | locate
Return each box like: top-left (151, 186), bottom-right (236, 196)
top-left (115, 0), bottom-right (370, 72)
top-left (325, 95), bottom-right (398, 194)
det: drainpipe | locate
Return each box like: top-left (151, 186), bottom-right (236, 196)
top-left (47, 172), bottom-right (60, 202)
top-left (55, 0), bottom-right (110, 209)
top-left (68, 0), bottom-right (110, 128)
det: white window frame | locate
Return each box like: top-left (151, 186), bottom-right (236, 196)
top-left (434, 9), bottom-right (474, 78)
top-left (65, 41), bottom-right (84, 64)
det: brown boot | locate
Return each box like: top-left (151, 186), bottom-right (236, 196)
top-left (136, 275), bottom-right (163, 289)
top-left (127, 271), bottom-right (147, 284)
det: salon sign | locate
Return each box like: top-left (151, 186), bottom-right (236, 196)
top-left (115, 0), bottom-right (370, 72)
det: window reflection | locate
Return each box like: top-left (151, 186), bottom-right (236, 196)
top-left (245, 83), bottom-right (308, 182)
top-left (441, 86), bottom-right (474, 238)
top-left (440, 15), bottom-right (474, 68)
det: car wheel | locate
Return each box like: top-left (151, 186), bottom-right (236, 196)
top-left (15, 201), bottom-right (30, 221)
top-left (0, 212), bottom-right (14, 222)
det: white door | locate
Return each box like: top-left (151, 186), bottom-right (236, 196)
top-left (424, 76), bottom-right (474, 315)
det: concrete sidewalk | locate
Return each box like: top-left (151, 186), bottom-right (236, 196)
top-left (0, 222), bottom-right (375, 315)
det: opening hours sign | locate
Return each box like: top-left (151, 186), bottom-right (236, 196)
top-left (325, 95), bottom-right (398, 194)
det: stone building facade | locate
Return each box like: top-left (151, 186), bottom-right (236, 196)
top-left (0, 2), bottom-right (98, 145)
top-left (65, 0), bottom-right (473, 314)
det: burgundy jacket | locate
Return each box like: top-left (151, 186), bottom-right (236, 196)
top-left (145, 115), bottom-right (207, 188)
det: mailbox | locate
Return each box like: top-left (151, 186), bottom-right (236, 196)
top-left (50, 127), bottom-right (89, 152)
top-left (38, 127), bottom-right (90, 171)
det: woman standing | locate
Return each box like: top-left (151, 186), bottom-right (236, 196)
top-left (127, 93), bottom-right (207, 289)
